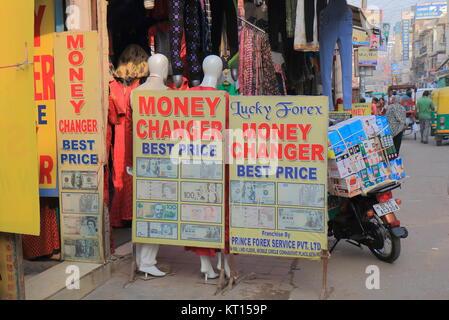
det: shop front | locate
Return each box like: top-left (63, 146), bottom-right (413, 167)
top-left (2, 0), bottom-right (380, 300)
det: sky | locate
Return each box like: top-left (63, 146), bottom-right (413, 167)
top-left (347, 0), bottom-right (444, 24)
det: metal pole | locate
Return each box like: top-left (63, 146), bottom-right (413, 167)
top-left (362, 0), bottom-right (367, 9)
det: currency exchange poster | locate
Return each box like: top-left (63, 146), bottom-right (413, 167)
top-left (132, 91), bottom-right (226, 249)
top-left (34, 0), bottom-right (58, 196)
top-left (229, 96), bottom-right (328, 260)
top-left (54, 32), bottom-right (104, 262)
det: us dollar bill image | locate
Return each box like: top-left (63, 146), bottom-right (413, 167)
top-left (278, 208), bottom-right (325, 232)
top-left (61, 171), bottom-right (98, 190)
top-left (136, 180), bottom-right (178, 201)
top-left (231, 205), bottom-right (275, 229)
top-left (136, 158), bottom-right (178, 179)
top-left (230, 181), bottom-right (275, 205)
top-left (181, 182), bottom-right (222, 204)
top-left (277, 183), bottom-right (325, 208)
top-left (63, 215), bottom-right (99, 237)
top-left (181, 224), bottom-right (221, 242)
top-left (181, 204), bottom-right (222, 224)
top-left (62, 193), bottom-right (99, 214)
top-left (181, 160), bottom-right (223, 180)
top-left (136, 202), bottom-right (178, 221)
top-left (63, 238), bottom-right (100, 260)
top-left (136, 221), bottom-right (178, 239)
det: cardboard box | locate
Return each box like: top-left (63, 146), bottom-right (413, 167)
top-left (390, 157), bottom-right (406, 180)
top-left (348, 144), bottom-right (366, 172)
top-left (329, 175), bottom-right (362, 198)
top-left (329, 149), bottom-right (364, 178)
top-left (331, 118), bottom-right (367, 148)
top-left (376, 116), bottom-right (392, 136)
top-left (329, 153), bottom-right (354, 178)
top-left (379, 134), bottom-right (398, 160)
top-left (354, 115), bottom-right (379, 138)
top-left (358, 168), bottom-right (376, 189)
top-left (328, 129), bottom-right (347, 158)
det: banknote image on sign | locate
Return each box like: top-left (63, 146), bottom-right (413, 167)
top-left (62, 192), bottom-right (99, 214)
top-left (136, 202), bottom-right (178, 221)
top-left (62, 215), bottom-right (99, 237)
top-left (229, 96), bottom-right (329, 260)
top-left (137, 158), bottom-right (178, 178)
top-left (63, 238), bottom-right (100, 260)
top-left (132, 91), bottom-right (227, 248)
top-left (62, 170), bottom-right (98, 190)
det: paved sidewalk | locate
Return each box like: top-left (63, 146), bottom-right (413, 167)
top-left (85, 242), bottom-right (300, 300)
top-left (85, 138), bottom-right (449, 300)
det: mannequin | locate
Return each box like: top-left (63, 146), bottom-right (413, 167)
top-left (319, 0), bottom-right (353, 110)
top-left (132, 54), bottom-right (169, 277)
top-left (185, 55), bottom-right (231, 279)
top-left (200, 55), bottom-right (222, 88)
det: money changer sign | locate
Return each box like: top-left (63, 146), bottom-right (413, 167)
top-left (54, 32), bottom-right (104, 262)
top-left (34, 0), bottom-right (58, 196)
top-left (229, 96), bottom-right (328, 260)
top-left (132, 91), bottom-right (227, 249)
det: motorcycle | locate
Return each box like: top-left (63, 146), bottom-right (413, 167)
top-left (328, 182), bottom-right (408, 263)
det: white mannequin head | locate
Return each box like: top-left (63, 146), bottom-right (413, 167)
top-left (200, 55), bottom-right (223, 88)
top-left (149, 54), bottom-right (168, 81)
top-left (135, 54), bottom-right (169, 91)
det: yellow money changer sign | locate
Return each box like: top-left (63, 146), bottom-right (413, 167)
top-left (0, 2), bottom-right (40, 235)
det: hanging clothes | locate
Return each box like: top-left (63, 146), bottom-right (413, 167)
top-left (294, 0), bottom-right (328, 52)
top-left (168, 0), bottom-right (203, 81)
top-left (200, 0), bottom-right (213, 56)
top-left (210, 0), bottom-right (239, 57)
top-left (184, 86), bottom-right (230, 257)
top-left (286, 0), bottom-right (298, 38)
top-left (151, 0), bottom-right (169, 20)
top-left (238, 23), bottom-right (278, 96)
top-left (266, 0), bottom-right (287, 51)
top-left (108, 78), bottom-right (141, 227)
top-left (108, 45), bottom-right (149, 227)
top-left (22, 201), bottom-right (60, 259)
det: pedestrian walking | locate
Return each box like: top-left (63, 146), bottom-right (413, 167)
top-left (416, 91), bottom-right (435, 144)
top-left (378, 97), bottom-right (386, 115)
top-left (386, 95), bottom-right (407, 154)
top-left (371, 97), bottom-right (379, 115)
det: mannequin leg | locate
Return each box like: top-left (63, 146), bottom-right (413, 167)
top-left (136, 243), bottom-right (166, 277)
top-left (185, 0), bottom-right (202, 82)
top-left (318, 10), bottom-right (338, 110)
top-left (337, 9), bottom-right (353, 111)
top-left (200, 256), bottom-right (219, 279)
top-left (168, 0), bottom-right (185, 76)
top-left (217, 253), bottom-right (231, 278)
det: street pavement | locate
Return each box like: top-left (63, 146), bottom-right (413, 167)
top-left (85, 135), bottom-right (449, 300)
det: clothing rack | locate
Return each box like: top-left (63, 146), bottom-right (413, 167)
top-left (237, 16), bottom-right (266, 34)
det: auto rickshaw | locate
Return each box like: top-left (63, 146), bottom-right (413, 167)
top-left (434, 87), bottom-right (449, 146)
top-left (431, 89), bottom-right (439, 137)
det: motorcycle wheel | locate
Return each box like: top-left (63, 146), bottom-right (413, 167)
top-left (368, 217), bottom-right (401, 263)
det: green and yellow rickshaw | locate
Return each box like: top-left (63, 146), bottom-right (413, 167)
top-left (433, 87), bottom-right (449, 146)
top-left (431, 89), bottom-right (439, 137)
